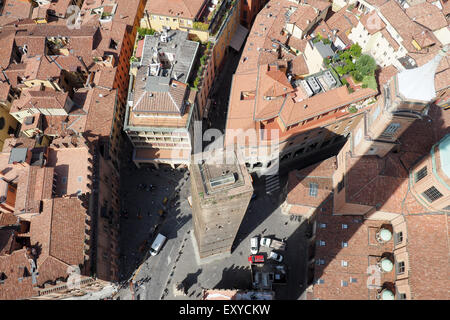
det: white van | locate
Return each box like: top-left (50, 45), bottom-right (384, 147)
top-left (250, 236), bottom-right (259, 254)
top-left (149, 233), bottom-right (167, 256)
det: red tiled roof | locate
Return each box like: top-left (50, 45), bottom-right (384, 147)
top-left (0, 249), bottom-right (35, 300)
top-left (379, 0), bottom-right (437, 53)
top-left (14, 166), bottom-right (55, 215)
top-left (145, 0), bottom-right (206, 20)
top-left (0, 212), bottom-right (18, 226)
top-left (325, 5), bottom-right (359, 46)
top-left (287, 157), bottom-right (336, 207)
top-left (0, 0), bottom-right (33, 26)
top-left (10, 90), bottom-right (69, 114)
top-left (0, 30), bottom-right (16, 69)
top-left (360, 10), bottom-right (385, 35)
top-left (405, 214), bottom-right (450, 299)
top-left (30, 197), bottom-right (87, 286)
top-left (279, 86), bottom-right (377, 127)
top-left (405, 1), bottom-right (448, 31)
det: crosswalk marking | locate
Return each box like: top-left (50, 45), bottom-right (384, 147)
top-left (265, 174), bottom-right (280, 194)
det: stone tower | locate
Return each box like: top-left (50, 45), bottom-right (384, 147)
top-left (410, 134), bottom-right (450, 212)
top-left (190, 148), bottom-right (253, 259)
top-left (353, 46), bottom-right (449, 158)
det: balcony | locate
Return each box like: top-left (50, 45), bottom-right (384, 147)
top-left (190, 42), bottom-right (213, 91)
top-left (191, 0), bottom-right (237, 40)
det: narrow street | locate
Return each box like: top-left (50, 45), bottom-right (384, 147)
top-left (205, 47), bottom-right (243, 135)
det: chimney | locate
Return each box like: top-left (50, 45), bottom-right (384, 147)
top-left (1, 69), bottom-right (10, 85)
top-left (71, 136), bottom-right (78, 147)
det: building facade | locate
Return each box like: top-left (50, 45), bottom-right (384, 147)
top-left (124, 30), bottom-right (199, 168)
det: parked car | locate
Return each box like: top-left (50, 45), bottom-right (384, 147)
top-left (248, 255), bottom-right (265, 264)
top-left (149, 233), bottom-right (167, 256)
top-left (268, 251), bottom-right (283, 263)
top-left (250, 236), bottom-right (259, 254)
top-left (260, 237), bottom-right (286, 250)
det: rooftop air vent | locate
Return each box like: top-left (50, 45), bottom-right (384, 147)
top-left (306, 77), bottom-right (321, 94)
top-left (209, 173), bottom-right (236, 189)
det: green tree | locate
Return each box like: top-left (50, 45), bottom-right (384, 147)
top-left (193, 22), bottom-right (209, 31)
top-left (335, 66), bottom-right (345, 76)
top-left (355, 54), bottom-right (377, 77)
top-left (348, 105), bottom-right (358, 113)
top-left (351, 70), bottom-right (363, 82)
top-left (343, 61), bottom-right (355, 74)
top-left (197, 66), bottom-right (203, 77)
top-left (193, 77), bottom-right (200, 89)
top-left (349, 43), bottom-right (362, 58)
top-left (341, 78), bottom-right (349, 87)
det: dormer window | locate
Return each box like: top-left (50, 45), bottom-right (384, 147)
top-left (422, 186), bottom-right (443, 203)
top-left (380, 123), bottom-right (400, 139)
top-left (109, 39), bottom-right (118, 50)
top-left (394, 231), bottom-right (403, 245)
top-left (398, 293), bottom-right (407, 300)
top-left (396, 261), bottom-right (405, 274)
top-left (414, 166), bottom-right (427, 183)
top-left (0, 272), bottom-right (7, 283)
top-left (309, 183), bottom-right (318, 197)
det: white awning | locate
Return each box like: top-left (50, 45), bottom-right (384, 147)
top-left (229, 24), bottom-right (249, 51)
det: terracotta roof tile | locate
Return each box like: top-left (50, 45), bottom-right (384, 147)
top-left (405, 2), bottom-right (448, 31)
top-left (0, 212), bottom-right (18, 226)
top-left (0, 249), bottom-right (35, 300)
top-left (379, 0), bottom-right (437, 52)
top-left (30, 197), bottom-right (87, 286)
top-left (405, 214), bottom-right (450, 299)
top-left (145, 0), bottom-right (205, 20)
top-left (279, 86), bottom-right (377, 127)
top-left (360, 10), bottom-right (385, 35)
top-left (10, 90), bottom-right (70, 114)
top-left (286, 157), bottom-right (336, 207)
top-left (0, 0), bottom-right (33, 26)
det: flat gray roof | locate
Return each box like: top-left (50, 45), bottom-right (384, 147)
top-left (313, 41), bottom-right (335, 58)
top-left (9, 148), bottom-right (28, 164)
